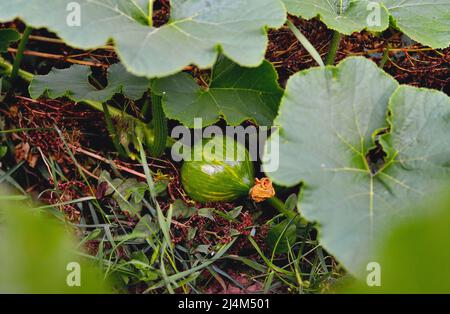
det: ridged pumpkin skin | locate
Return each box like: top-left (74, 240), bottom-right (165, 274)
top-left (181, 136), bottom-right (254, 203)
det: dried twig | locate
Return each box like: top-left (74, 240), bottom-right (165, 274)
top-left (8, 47), bottom-right (108, 68)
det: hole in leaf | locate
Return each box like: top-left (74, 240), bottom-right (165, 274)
top-left (366, 128), bottom-right (389, 174)
top-left (88, 67), bottom-right (107, 90)
top-left (153, 0), bottom-right (171, 28)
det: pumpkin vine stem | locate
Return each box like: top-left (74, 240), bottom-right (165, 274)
top-left (267, 196), bottom-right (298, 221)
top-left (266, 196), bottom-right (285, 213)
top-left (10, 26), bottom-right (33, 83)
top-left (149, 92), bottom-right (168, 157)
top-left (325, 30), bottom-right (341, 66)
top-left (0, 57), bottom-right (34, 82)
top-left (148, 0), bottom-right (154, 27)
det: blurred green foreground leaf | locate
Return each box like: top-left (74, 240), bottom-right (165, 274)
top-left (0, 187), bottom-right (111, 293)
top-left (340, 188), bottom-right (450, 293)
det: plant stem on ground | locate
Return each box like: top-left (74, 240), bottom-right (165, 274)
top-left (286, 19), bottom-right (324, 67)
top-left (325, 30), bottom-right (341, 66)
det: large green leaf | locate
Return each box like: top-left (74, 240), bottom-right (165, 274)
top-left (29, 63), bottom-right (149, 102)
top-left (28, 63), bottom-right (162, 150)
top-left (283, 0), bottom-right (450, 48)
top-left (263, 57), bottom-right (450, 276)
top-left (282, 0), bottom-right (389, 34)
top-left (152, 56), bottom-right (283, 127)
top-left (0, 0), bottom-right (286, 77)
top-left (377, 0), bottom-right (450, 49)
top-left (341, 188), bottom-right (450, 293)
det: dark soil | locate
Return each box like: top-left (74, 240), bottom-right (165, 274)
top-left (267, 16), bottom-right (449, 93)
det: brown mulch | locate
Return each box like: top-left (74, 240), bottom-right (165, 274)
top-left (267, 16), bottom-right (449, 93)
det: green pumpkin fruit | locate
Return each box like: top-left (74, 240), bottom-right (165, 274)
top-left (181, 135), bottom-right (255, 203)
